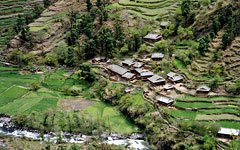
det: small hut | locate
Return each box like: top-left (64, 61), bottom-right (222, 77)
top-left (122, 59), bottom-right (134, 67)
top-left (140, 71), bottom-right (154, 80)
top-left (160, 21), bottom-right (169, 28)
top-left (3, 62), bottom-right (11, 67)
top-left (196, 86), bottom-right (211, 94)
top-left (151, 53), bottom-right (164, 61)
top-left (148, 75), bottom-right (165, 86)
top-left (156, 96), bottom-right (174, 106)
top-left (92, 57), bottom-right (106, 63)
top-left (122, 72), bottom-right (136, 81)
top-left (143, 34), bottom-right (162, 43)
top-left (217, 127), bottom-right (239, 139)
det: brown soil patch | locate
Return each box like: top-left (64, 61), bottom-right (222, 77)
top-left (60, 99), bottom-right (96, 111)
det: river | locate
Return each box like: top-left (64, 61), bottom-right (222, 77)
top-left (0, 117), bottom-right (147, 149)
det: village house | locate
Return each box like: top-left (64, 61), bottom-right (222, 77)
top-left (122, 72), bottom-right (136, 81)
top-left (163, 84), bottom-right (174, 90)
top-left (107, 64), bottom-right (128, 76)
top-left (148, 75), bottom-right (166, 86)
top-left (3, 62), bottom-right (11, 67)
top-left (92, 57), bottom-right (106, 63)
top-left (160, 21), bottom-right (169, 28)
top-left (143, 33), bottom-right (162, 43)
top-left (167, 72), bottom-right (183, 83)
top-left (217, 127), bottom-right (239, 139)
top-left (196, 86), bottom-right (211, 94)
top-left (156, 96), bottom-right (174, 106)
top-left (140, 71), bottom-right (154, 80)
top-left (122, 59), bottom-right (134, 67)
top-left (151, 53), bottom-right (164, 61)
top-left (125, 87), bottom-right (134, 94)
top-left (133, 62), bottom-right (144, 68)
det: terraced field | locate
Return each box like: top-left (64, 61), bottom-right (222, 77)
top-left (171, 95), bottom-right (240, 129)
top-left (0, 64), bottom-right (136, 133)
top-left (0, 0), bottom-right (43, 48)
top-left (112, 0), bottom-right (180, 20)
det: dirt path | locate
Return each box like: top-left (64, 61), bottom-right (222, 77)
top-left (60, 98), bottom-right (96, 111)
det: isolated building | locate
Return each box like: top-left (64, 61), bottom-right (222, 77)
top-left (143, 34), bottom-right (162, 42)
top-left (156, 96), bottom-right (174, 106)
top-left (3, 62), bottom-right (11, 67)
top-left (140, 71), bottom-right (154, 80)
top-left (148, 75), bottom-right (165, 86)
top-left (122, 72), bottom-right (136, 81)
top-left (217, 127), bottom-right (239, 139)
top-left (107, 64), bottom-right (128, 76)
top-left (122, 59), bottom-right (134, 67)
top-left (92, 57), bottom-right (106, 63)
top-left (160, 21), bottom-right (169, 28)
top-left (196, 86), bottom-right (211, 94)
top-left (151, 53), bottom-right (164, 61)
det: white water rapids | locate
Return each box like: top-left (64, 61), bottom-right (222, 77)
top-left (0, 118), bottom-right (147, 150)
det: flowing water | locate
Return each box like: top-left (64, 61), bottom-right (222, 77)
top-left (0, 117), bottom-right (147, 149)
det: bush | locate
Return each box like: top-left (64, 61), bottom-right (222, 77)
top-left (45, 53), bottom-right (58, 66)
top-left (30, 82), bottom-right (40, 91)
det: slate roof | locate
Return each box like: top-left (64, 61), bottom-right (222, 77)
top-left (148, 75), bottom-right (165, 83)
top-left (135, 68), bottom-right (144, 74)
top-left (170, 75), bottom-right (183, 82)
top-left (143, 34), bottom-right (162, 40)
top-left (107, 64), bottom-right (128, 75)
top-left (151, 53), bottom-right (164, 59)
top-left (218, 127), bottom-right (240, 136)
top-left (167, 72), bottom-right (176, 78)
top-left (156, 96), bottom-right (174, 104)
top-left (160, 21), bottom-right (169, 27)
top-left (140, 71), bottom-right (154, 77)
top-left (122, 59), bottom-right (134, 66)
top-left (197, 86), bottom-right (211, 92)
top-left (163, 84), bottom-right (173, 90)
top-left (133, 62), bottom-right (143, 68)
top-left (94, 57), bottom-right (106, 61)
top-left (122, 72), bottom-right (135, 79)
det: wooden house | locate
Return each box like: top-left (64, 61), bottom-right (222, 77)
top-left (151, 53), bottom-right (164, 61)
top-left (92, 57), bottom-right (106, 63)
top-left (122, 59), bottom-right (134, 67)
top-left (140, 71), bottom-right (154, 80)
top-left (133, 62), bottom-right (144, 68)
top-left (156, 96), bottom-right (174, 106)
top-left (217, 127), bottom-right (239, 139)
top-left (148, 75), bottom-right (165, 86)
top-left (196, 86), bottom-right (211, 94)
top-left (107, 64), bottom-right (128, 76)
top-left (160, 21), bottom-right (169, 28)
top-left (167, 72), bottom-right (183, 83)
top-left (143, 34), bottom-right (162, 43)
top-left (122, 72), bottom-right (136, 81)
top-left (163, 84), bottom-right (174, 90)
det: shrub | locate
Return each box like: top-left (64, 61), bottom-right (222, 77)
top-left (45, 53), bottom-right (58, 66)
top-left (30, 82), bottom-right (40, 91)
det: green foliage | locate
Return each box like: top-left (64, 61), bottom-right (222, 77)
top-left (200, 0), bottom-right (211, 6)
top-left (127, 33), bottom-right (142, 52)
top-left (181, 0), bottom-right (191, 17)
top-left (45, 53), bottom-right (58, 67)
top-left (226, 80), bottom-right (240, 94)
top-left (86, 0), bottom-right (93, 12)
top-left (7, 50), bottom-right (24, 67)
top-left (30, 82), bottom-right (40, 91)
top-left (202, 135), bottom-right (217, 150)
top-left (99, 27), bottom-right (116, 57)
top-left (55, 42), bottom-right (68, 64)
top-left (78, 64), bottom-right (96, 82)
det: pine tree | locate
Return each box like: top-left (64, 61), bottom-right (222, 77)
top-left (86, 0), bottom-right (93, 12)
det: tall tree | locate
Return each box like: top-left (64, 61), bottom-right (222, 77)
top-left (181, 0), bottom-right (191, 17)
top-left (99, 27), bottom-right (116, 57)
top-left (86, 0), bottom-right (93, 12)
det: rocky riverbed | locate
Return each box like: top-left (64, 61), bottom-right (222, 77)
top-left (0, 117), bottom-right (147, 149)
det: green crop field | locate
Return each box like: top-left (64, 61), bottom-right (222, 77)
top-left (0, 65), bottom-right (136, 134)
top-left (171, 93), bottom-right (240, 129)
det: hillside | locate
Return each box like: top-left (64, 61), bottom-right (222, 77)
top-left (0, 0), bottom-right (240, 149)
top-left (0, 0), bottom-right (43, 48)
